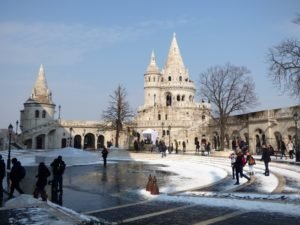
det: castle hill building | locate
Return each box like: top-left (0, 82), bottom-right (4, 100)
top-left (1, 34), bottom-right (299, 153)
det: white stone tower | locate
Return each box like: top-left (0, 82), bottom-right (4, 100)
top-left (20, 64), bottom-right (56, 132)
top-left (136, 33), bottom-right (211, 150)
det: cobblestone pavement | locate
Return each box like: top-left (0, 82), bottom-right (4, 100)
top-left (1, 151), bottom-right (300, 224)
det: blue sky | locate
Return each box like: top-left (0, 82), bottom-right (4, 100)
top-left (0, 0), bottom-right (300, 129)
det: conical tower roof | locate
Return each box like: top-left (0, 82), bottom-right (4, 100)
top-left (164, 33), bottom-right (185, 71)
top-left (146, 50), bottom-right (160, 74)
top-left (29, 64), bottom-right (53, 104)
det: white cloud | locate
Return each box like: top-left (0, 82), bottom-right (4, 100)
top-left (0, 18), bottom-right (189, 65)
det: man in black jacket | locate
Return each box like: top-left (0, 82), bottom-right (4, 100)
top-left (234, 151), bottom-right (250, 185)
top-left (50, 156), bottom-right (66, 193)
top-left (261, 144), bottom-right (271, 176)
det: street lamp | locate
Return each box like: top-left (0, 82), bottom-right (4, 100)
top-left (15, 120), bottom-right (19, 135)
top-left (161, 122), bottom-right (164, 138)
top-left (293, 112), bottom-right (300, 162)
top-left (7, 123), bottom-right (13, 190)
top-left (69, 127), bottom-right (73, 147)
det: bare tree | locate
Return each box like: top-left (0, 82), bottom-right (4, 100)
top-left (102, 85), bottom-right (134, 147)
top-left (198, 64), bottom-right (258, 150)
top-left (267, 15), bottom-right (300, 98)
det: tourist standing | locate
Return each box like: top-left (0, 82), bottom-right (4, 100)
top-left (195, 139), bottom-right (200, 154)
top-left (33, 162), bottom-right (51, 201)
top-left (246, 151), bottom-right (256, 176)
top-left (175, 140), bottom-right (179, 154)
top-left (229, 152), bottom-right (236, 179)
top-left (102, 146), bottom-right (109, 168)
top-left (261, 144), bottom-right (271, 176)
top-left (50, 156), bottom-right (66, 193)
top-left (0, 155), bottom-right (5, 199)
top-left (9, 158), bottom-right (24, 198)
top-left (182, 141), bottom-right (186, 153)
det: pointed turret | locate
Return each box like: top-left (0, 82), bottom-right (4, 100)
top-left (164, 33), bottom-right (185, 71)
top-left (146, 50), bottom-right (160, 74)
top-left (30, 64), bottom-right (53, 104)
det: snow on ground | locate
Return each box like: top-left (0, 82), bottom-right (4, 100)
top-left (1, 147), bottom-right (300, 220)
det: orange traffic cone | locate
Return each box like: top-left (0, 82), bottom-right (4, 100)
top-left (146, 174), bottom-right (153, 191)
top-left (151, 176), bottom-right (159, 195)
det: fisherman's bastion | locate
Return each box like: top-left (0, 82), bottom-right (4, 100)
top-left (0, 34), bottom-right (299, 153)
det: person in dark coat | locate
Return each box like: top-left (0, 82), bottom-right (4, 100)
top-left (234, 151), bottom-right (250, 185)
top-left (134, 140), bottom-right (139, 152)
top-left (182, 141), bottom-right (186, 153)
top-left (261, 144), bottom-right (271, 176)
top-left (50, 156), bottom-right (66, 193)
top-left (0, 155), bottom-right (5, 198)
top-left (9, 158), bottom-right (24, 198)
top-left (102, 146), bottom-right (109, 168)
top-left (279, 140), bottom-right (287, 159)
top-left (33, 162), bottom-right (51, 201)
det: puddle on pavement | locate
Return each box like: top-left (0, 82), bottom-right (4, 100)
top-left (17, 161), bottom-right (178, 211)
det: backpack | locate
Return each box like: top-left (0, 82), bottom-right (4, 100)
top-left (20, 166), bottom-right (26, 180)
top-left (242, 157), bottom-right (247, 167)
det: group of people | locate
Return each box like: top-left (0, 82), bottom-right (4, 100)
top-left (229, 143), bottom-right (272, 185)
top-left (0, 154), bottom-right (66, 201)
top-left (195, 140), bottom-right (211, 156)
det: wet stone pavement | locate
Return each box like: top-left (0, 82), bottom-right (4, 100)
top-left (2, 160), bottom-right (300, 225)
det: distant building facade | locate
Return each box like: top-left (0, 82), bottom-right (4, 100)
top-left (1, 34), bottom-right (298, 153)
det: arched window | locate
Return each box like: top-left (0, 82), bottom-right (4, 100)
top-left (153, 77), bottom-right (155, 82)
top-left (148, 77), bottom-right (150, 82)
top-left (42, 110), bottom-right (46, 118)
top-left (165, 114), bottom-right (168, 120)
top-left (161, 77), bottom-right (164, 82)
top-left (35, 110), bottom-right (39, 118)
top-left (158, 114), bottom-right (161, 120)
top-left (189, 95), bottom-right (193, 102)
top-left (182, 95), bottom-right (185, 101)
top-left (179, 76), bottom-right (182, 81)
top-left (177, 95), bottom-right (180, 101)
top-left (202, 115), bottom-right (206, 121)
top-left (166, 94), bottom-right (172, 106)
top-left (168, 76), bottom-right (171, 81)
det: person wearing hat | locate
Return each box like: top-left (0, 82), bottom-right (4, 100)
top-left (0, 155), bottom-right (5, 198)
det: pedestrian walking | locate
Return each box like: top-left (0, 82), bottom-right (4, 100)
top-left (50, 156), bottom-right (66, 193)
top-left (287, 140), bottom-right (294, 159)
top-left (246, 151), bottom-right (256, 176)
top-left (0, 155), bottom-right (5, 199)
top-left (279, 140), bottom-right (287, 159)
top-left (261, 144), bottom-right (271, 176)
top-left (33, 162), bottom-right (51, 201)
top-left (102, 146), bottom-right (109, 168)
top-left (9, 158), bottom-right (24, 198)
top-left (229, 152), bottom-right (236, 179)
top-left (234, 151), bottom-right (250, 185)
top-left (134, 140), bottom-right (139, 152)
top-left (161, 141), bottom-right (167, 158)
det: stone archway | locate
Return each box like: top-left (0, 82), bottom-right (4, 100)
top-left (97, 135), bottom-right (105, 149)
top-left (84, 133), bottom-right (95, 150)
top-left (74, 135), bottom-right (82, 149)
top-left (36, 134), bottom-right (45, 149)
